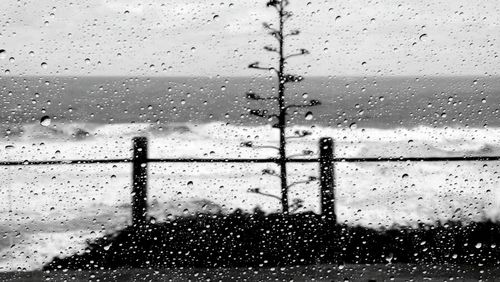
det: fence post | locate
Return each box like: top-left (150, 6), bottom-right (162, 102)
top-left (132, 137), bottom-right (148, 228)
top-left (319, 137), bottom-right (336, 223)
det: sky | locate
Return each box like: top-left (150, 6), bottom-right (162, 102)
top-left (0, 0), bottom-right (499, 77)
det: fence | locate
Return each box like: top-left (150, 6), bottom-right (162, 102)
top-left (3, 136), bottom-right (500, 228)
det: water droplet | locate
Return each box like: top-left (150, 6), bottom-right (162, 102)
top-left (213, 14), bottom-right (219, 20)
top-left (40, 116), bottom-right (51, 127)
top-left (9, 57), bottom-right (15, 63)
top-left (85, 58), bottom-right (91, 64)
top-left (402, 173), bottom-right (409, 179)
top-left (419, 33), bottom-right (428, 41)
top-left (187, 181), bottom-right (193, 186)
top-left (0, 49), bottom-right (6, 60)
top-left (305, 111), bottom-right (313, 120)
top-left (5, 145), bottom-right (14, 150)
top-left (349, 122), bottom-right (357, 129)
top-left (41, 62), bottom-right (48, 69)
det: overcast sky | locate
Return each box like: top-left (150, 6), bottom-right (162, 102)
top-left (1, 0), bottom-right (499, 76)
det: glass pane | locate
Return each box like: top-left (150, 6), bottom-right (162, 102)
top-left (1, 0), bottom-right (499, 280)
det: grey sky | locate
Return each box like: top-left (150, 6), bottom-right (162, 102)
top-left (1, 0), bottom-right (499, 76)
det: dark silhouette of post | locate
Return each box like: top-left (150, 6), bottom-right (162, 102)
top-left (132, 137), bottom-right (148, 227)
top-left (319, 137), bottom-right (336, 223)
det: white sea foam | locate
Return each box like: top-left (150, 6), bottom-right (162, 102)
top-left (0, 122), bottom-right (500, 271)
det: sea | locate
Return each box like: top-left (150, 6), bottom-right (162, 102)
top-left (1, 75), bottom-right (500, 270)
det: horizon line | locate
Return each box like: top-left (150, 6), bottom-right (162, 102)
top-left (1, 74), bottom-right (499, 79)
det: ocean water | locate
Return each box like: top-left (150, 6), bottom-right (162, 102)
top-left (1, 75), bottom-right (500, 271)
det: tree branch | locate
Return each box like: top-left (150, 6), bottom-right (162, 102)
top-left (285, 29), bottom-right (300, 38)
top-left (246, 92), bottom-right (278, 101)
top-left (285, 48), bottom-right (309, 59)
top-left (264, 45), bottom-right (279, 53)
top-left (282, 9), bottom-right (293, 22)
top-left (248, 109), bottom-right (280, 120)
top-left (240, 141), bottom-right (279, 151)
top-left (262, 22), bottom-right (279, 34)
top-left (287, 176), bottom-right (318, 189)
top-left (268, 31), bottom-right (282, 42)
top-left (285, 99), bottom-right (321, 109)
top-left (286, 130), bottom-right (312, 139)
top-left (248, 188), bottom-right (281, 201)
top-left (248, 62), bottom-right (277, 72)
top-left (287, 150), bottom-right (315, 158)
top-left (262, 168), bottom-right (281, 178)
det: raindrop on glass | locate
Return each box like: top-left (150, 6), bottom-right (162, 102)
top-left (40, 116), bottom-right (51, 127)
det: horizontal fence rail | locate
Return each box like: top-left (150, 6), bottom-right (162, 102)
top-left (2, 156), bottom-right (500, 166)
top-left (2, 136), bottom-right (500, 227)
top-left (0, 159), bottom-right (132, 166)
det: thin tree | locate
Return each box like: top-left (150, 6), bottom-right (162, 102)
top-left (242, 0), bottom-right (321, 214)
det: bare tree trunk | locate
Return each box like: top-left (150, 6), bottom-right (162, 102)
top-left (278, 1), bottom-right (288, 214)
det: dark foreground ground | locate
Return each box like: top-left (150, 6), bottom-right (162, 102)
top-left (30, 210), bottom-right (500, 281)
top-left (44, 211), bottom-right (500, 270)
top-left (1, 264), bottom-right (499, 281)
